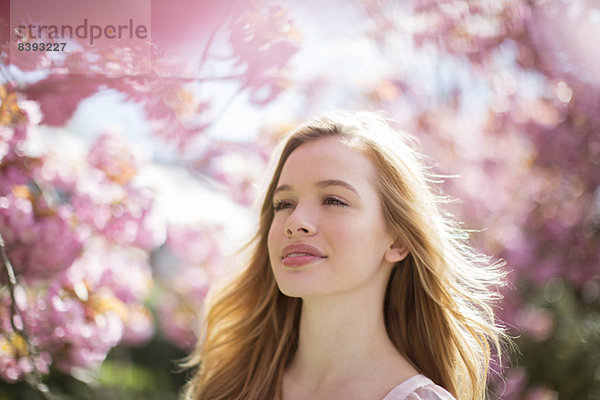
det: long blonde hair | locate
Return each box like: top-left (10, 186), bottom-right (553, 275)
top-left (183, 110), bottom-right (506, 400)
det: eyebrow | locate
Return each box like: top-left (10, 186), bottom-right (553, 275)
top-left (273, 179), bottom-right (360, 197)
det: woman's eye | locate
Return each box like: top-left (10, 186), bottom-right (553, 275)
top-left (273, 200), bottom-right (294, 211)
top-left (322, 196), bottom-right (347, 207)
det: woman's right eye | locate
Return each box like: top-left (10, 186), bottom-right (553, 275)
top-left (273, 200), bottom-right (294, 211)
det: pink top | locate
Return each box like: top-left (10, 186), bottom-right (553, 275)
top-left (382, 375), bottom-right (456, 400)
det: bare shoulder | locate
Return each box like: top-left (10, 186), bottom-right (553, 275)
top-left (382, 375), bottom-right (456, 400)
top-left (404, 386), bottom-right (456, 400)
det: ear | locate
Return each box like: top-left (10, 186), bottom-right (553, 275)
top-left (384, 239), bottom-right (409, 263)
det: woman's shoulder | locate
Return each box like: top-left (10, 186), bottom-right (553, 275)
top-left (382, 374), bottom-right (456, 400)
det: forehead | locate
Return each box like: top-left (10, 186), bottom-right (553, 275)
top-left (278, 137), bottom-right (377, 187)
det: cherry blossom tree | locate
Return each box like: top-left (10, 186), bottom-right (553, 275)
top-left (358, 1), bottom-right (600, 398)
top-left (1, 0), bottom-right (599, 399)
top-left (0, 1), bottom-right (297, 397)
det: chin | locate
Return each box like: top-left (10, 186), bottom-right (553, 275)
top-left (275, 280), bottom-right (339, 299)
top-left (274, 277), bottom-right (311, 298)
top-left (272, 264), bottom-right (338, 298)
top-left (277, 287), bottom-right (303, 298)
top-left (275, 278), bottom-right (324, 299)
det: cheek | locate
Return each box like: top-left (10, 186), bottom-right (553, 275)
top-left (267, 217), bottom-right (282, 258)
top-left (268, 215), bottom-right (282, 240)
top-left (267, 226), bottom-right (275, 253)
top-left (341, 219), bottom-right (389, 260)
top-left (326, 219), bottom-right (364, 256)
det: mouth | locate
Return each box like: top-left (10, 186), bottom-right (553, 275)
top-left (282, 253), bottom-right (326, 267)
top-left (281, 244), bottom-right (326, 267)
top-left (284, 252), bottom-right (320, 258)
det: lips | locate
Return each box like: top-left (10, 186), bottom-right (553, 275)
top-left (281, 243), bottom-right (326, 267)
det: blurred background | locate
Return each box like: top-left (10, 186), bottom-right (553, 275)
top-left (0, 0), bottom-right (599, 399)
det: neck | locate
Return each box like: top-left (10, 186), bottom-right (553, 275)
top-left (288, 287), bottom-right (402, 385)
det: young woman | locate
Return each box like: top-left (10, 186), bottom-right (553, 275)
top-left (183, 110), bottom-right (506, 400)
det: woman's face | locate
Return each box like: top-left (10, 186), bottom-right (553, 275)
top-left (267, 136), bottom-right (406, 299)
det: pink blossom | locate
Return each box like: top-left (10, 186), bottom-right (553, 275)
top-left (525, 386), bottom-right (559, 400)
top-left (87, 133), bottom-right (140, 185)
top-left (514, 305), bottom-right (554, 342)
top-left (499, 368), bottom-right (528, 400)
top-left (0, 192), bottom-right (84, 277)
top-left (152, 224), bottom-right (226, 348)
top-left (156, 293), bottom-right (202, 350)
top-left (229, 5), bottom-right (300, 105)
top-left (121, 304), bottom-right (155, 346)
top-left (191, 142), bottom-right (270, 206)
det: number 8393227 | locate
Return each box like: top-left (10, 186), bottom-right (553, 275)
top-left (17, 42), bottom-right (66, 51)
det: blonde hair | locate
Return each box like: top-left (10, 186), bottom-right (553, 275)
top-left (183, 110), bottom-right (506, 400)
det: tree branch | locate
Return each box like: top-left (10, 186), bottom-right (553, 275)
top-left (0, 232), bottom-right (55, 400)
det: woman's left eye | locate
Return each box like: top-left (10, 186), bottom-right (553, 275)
top-left (322, 196), bottom-right (348, 207)
top-left (273, 200), bottom-right (294, 211)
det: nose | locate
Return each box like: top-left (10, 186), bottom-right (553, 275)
top-left (284, 206), bottom-right (317, 237)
